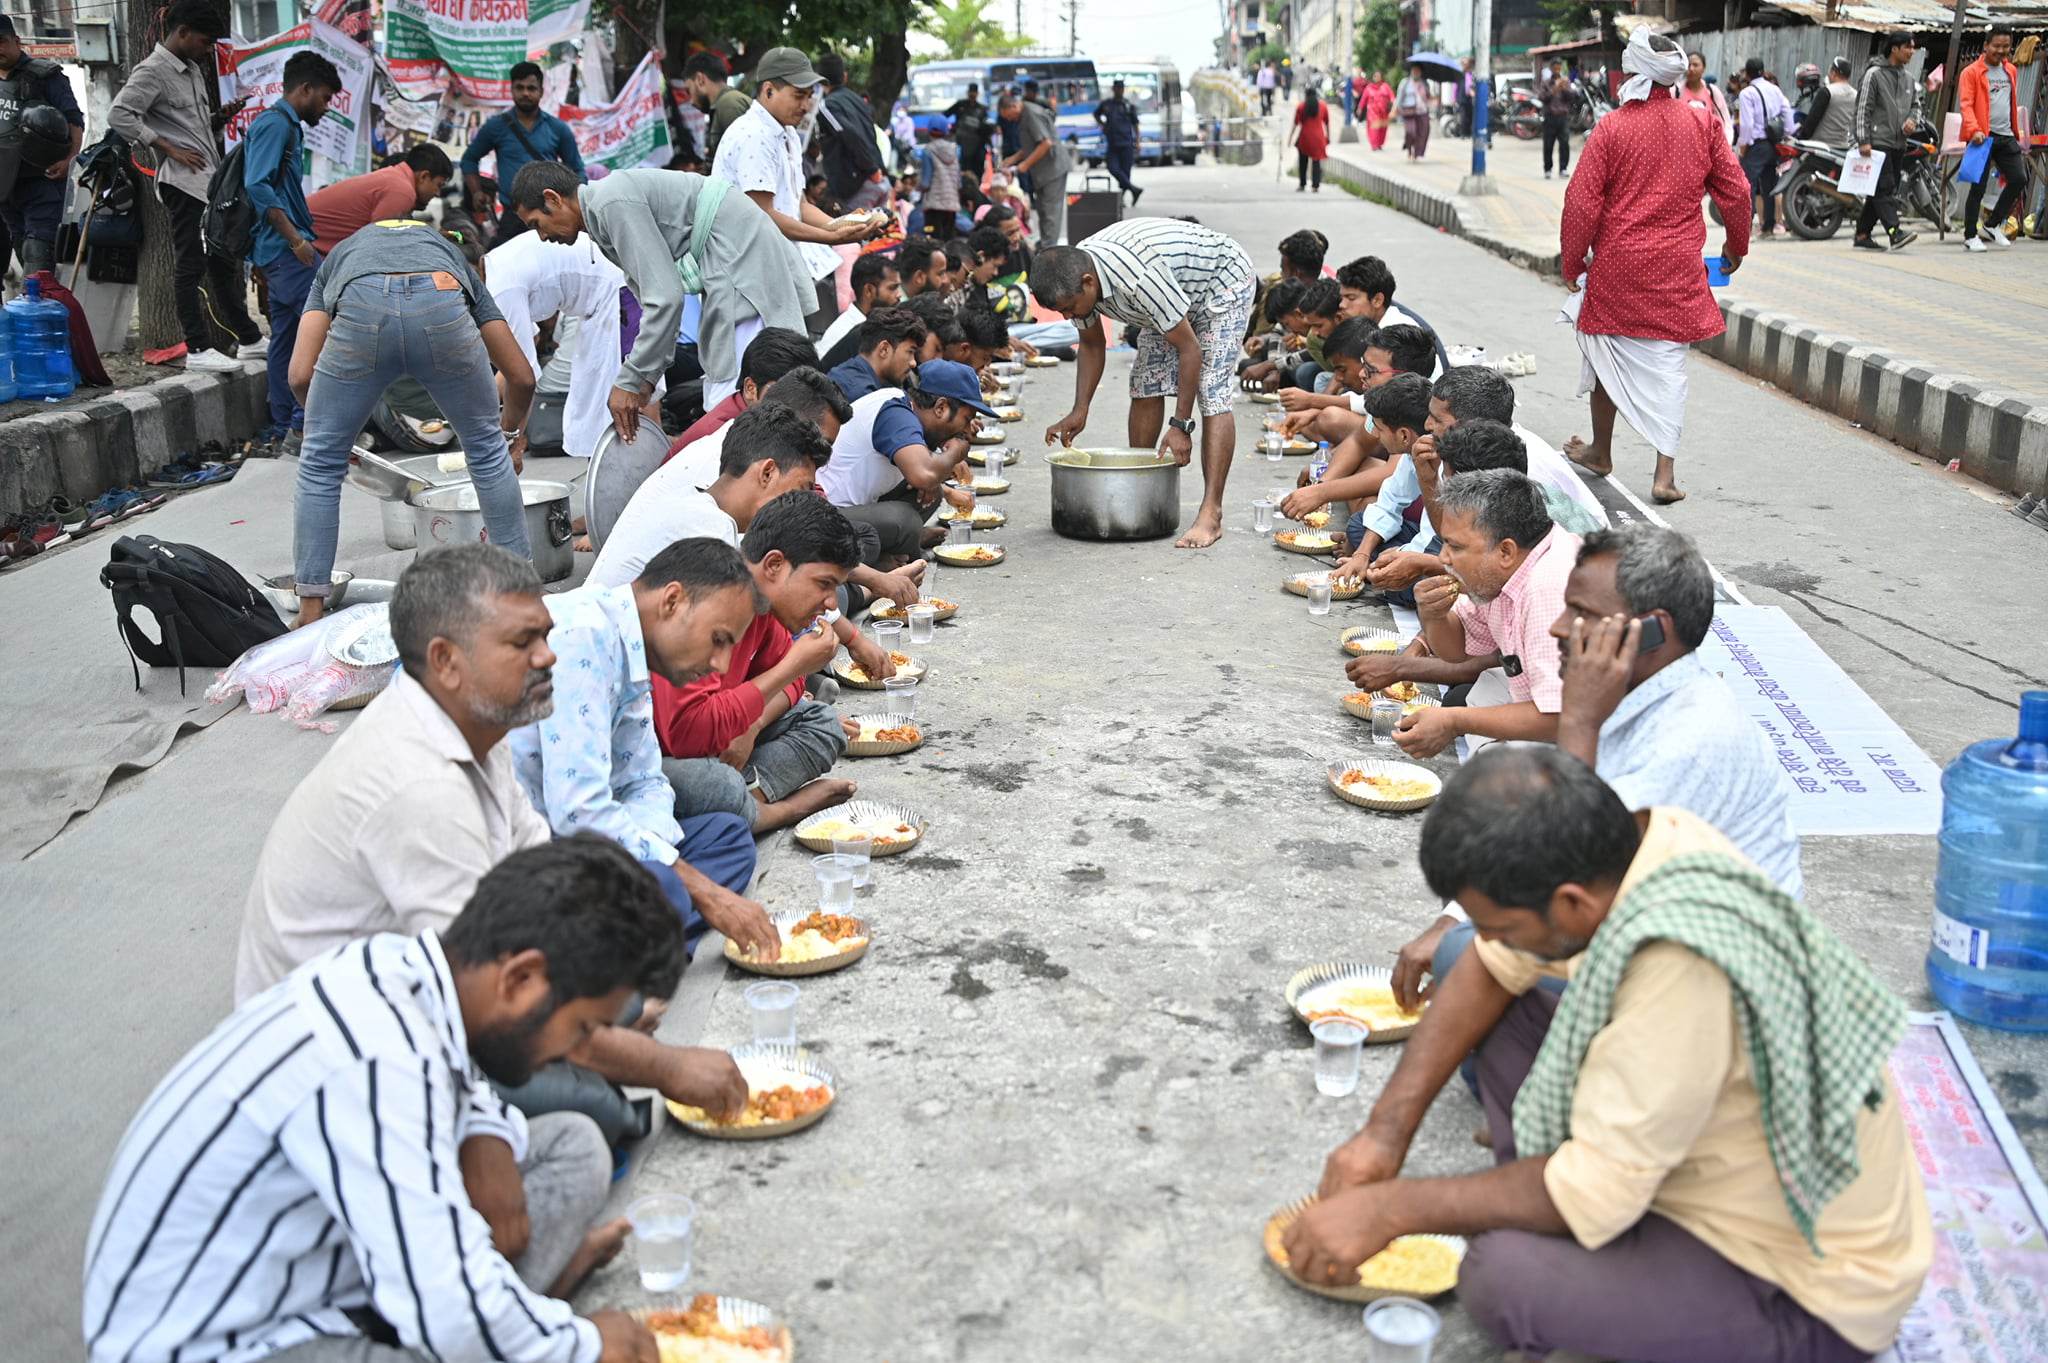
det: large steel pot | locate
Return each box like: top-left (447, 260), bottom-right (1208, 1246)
top-left (408, 479), bottom-right (575, 582)
top-left (347, 451), bottom-right (467, 550)
top-left (1045, 448), bottom-right (1181, 541)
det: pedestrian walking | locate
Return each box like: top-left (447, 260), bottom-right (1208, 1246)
top-left (1680, 52), bottom-right (1733, 142)
top-left (103, 0), bottom-right (262, 371)
top-left (1290, 84), bottom-right (1331, 192)
top-left (245, 51), bottom-right (342, 452)
top-left (1257, 60), bottom-right (1278, 116)
top-left (817, 50), bottom-right (889, 212)
top-left (1735, 57), bottom-right (1791, 237)
top-left (1541, 58), bottom-right (1575, 177)
top-left (0, 11), bottom-right (84, 276)
top-left (1095, 78), bottom-right (1143, 205)
top-left (1958, 27), bottom-right (2028, 252)
top-left (1396, 65), bottom-right (1432, 159)
top-left (999, 88), bottom-right (1067, 246)
top-left (1560, 29), bottom-right (1753, 506)
top-left (460, 60), bottom-right (586, 244)
top-left (1458, 57), bottom-right (1477, 137)
top-left (1852, 33), bottom-right (1922, 252)
top-left (1362, 70), bottom-right (1395, 151)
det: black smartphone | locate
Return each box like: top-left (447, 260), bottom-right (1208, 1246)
top-left (1635, 614), bottom-right (1666, 652)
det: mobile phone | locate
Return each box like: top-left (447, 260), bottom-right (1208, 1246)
top-left (1634, 614), bottom-right (1666, 652)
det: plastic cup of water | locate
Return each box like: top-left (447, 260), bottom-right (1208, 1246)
top-left (883, 675), bottom-right (918, 717)
top-left (1311, 1017), bottom-right (1368, 1096)
top-left (1363, 1297), bottom-right (1441, 1363)
top-left (947, 521), bottom-right (973, 546)
top-left (908, 604), bottom-right (937, 643)
top-left (743, 980), bottom-right (800, 1043)
top-left (812, 854), bottom-right (856, 911)
top-left (1371, 699), bottom-right (1403, 748)
top-left (870, 619), bottom-right (904, 653)
top-left (1253, 498), bottom-right (1274, 533)
top-left (983, 449), bottom-right (1006, 480)
top-left (1308, 580), bottom-right (1334, 616)
top-left (627, 1193), bottom-right (695, 1292)
top-left (1265, 431), bottom-right (1284, 461)
top-left (831, 836), bottom-right (872, 888)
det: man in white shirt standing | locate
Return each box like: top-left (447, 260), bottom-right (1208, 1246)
top-left (1736, 57), bottom-right (1792, 239)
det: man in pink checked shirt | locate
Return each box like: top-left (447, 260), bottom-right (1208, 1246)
top-left (1394, 469), bottom-right (1579, 759)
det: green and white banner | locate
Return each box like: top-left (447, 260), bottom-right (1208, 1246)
top-left (220, 20), bottom-right (376, 173)
top-left (559, 52), bottom-right (672, 173)
top-left (384, 0), bottom-right (590, 103)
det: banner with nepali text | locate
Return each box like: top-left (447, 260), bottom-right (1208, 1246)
top-left (559, 52), bottom-right (672, 173)
top-left (219, 20), bottom-right (376, 179)
top-left (384, 0), bottom-right (591, 103)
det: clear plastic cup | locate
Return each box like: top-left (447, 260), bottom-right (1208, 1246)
top-left (947, 521), bottom-right (973, 545)
top-left (1311, 1017), bottom-right (1368, 1096)
top-left (831, 836), bottom-right (872, 888)
top-left (743, 980), bottom-right (800, 1043)
top-left (1363, 1297), bottom-right (1441, 1362)
top-left (1252, 498), bottom-right (1274, 533)
top-left (983, 449), bottom-right (1006, 480)
top-left (908, 603), bottom-right (937, 643)
top-left (1308, 580), bottom-right (1334, 616)
top-left (870, 619), bottom-right (904, 653)
top-left (812, 854), bottom-right (856, 910)
top-left (883, 675), bottom-right (918, 717)
top-left (1371, 699), bottom-right (1403, 748)
top-left (1265, 431), bottom-right (1284, 461)
top-left (626, 1193), bottom-right (695, 1292)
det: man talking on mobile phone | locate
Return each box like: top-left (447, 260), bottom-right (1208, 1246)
top-left (1387, 522), bottom-right (1803, 1012)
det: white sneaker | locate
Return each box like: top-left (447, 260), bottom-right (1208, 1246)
top-left (1964, 235), bottom-right (1988, 252)
top-left (186, 347), bottom-right (245, 371)
top-left (1984, 227), bottom-right (2011, 249)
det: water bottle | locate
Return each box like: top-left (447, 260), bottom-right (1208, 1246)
top-left (0, 301), bottom-right (17, 405)
top-left (1310, 440), bottom-right (1331, 483)
top-left (6, 277), bottom-right (76, 400)
top-left (1927, 690), bottom-right (2048, 1031)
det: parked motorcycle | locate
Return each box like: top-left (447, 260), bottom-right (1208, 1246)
top-left (1571, 80), bottom-right (1612, 133)
top-left (1504, 87), bottom-right (1543, 140)
top-left (1777, 139), bottom-right (1851, 240)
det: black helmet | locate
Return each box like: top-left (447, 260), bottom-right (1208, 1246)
top-left (20, 105), bottom-right (72, 171)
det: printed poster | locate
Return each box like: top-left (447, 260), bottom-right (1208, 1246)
top-left (558, 52), bottom-right (672, 173)
top-left (384, 0), bottom-right (591, 103)
top-left (219, 20), bottom-right (376, 179)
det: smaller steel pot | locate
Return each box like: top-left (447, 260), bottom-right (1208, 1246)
top-left (408, 479), bottom-right (575, 581)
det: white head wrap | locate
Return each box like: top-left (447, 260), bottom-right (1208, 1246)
top-left (1617, 28), bottom-right (1687, 104)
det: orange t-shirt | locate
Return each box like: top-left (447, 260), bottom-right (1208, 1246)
top-left (308, 164), bottom-right (421, 255)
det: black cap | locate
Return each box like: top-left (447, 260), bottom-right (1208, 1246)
top-left (0, 14), bottom-right (18, 38)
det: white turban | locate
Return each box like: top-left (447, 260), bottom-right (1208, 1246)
top-left (1617, 27), bottom-right (1687, 104)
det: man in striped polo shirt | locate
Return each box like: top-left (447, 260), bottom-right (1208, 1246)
top-left (1033, 218), bottom-right (1258, 547)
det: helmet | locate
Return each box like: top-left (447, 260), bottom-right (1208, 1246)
top-left (1794, 62), bottom-right (1822, 90)
top-left (19, 105), bottom-right (72, 171)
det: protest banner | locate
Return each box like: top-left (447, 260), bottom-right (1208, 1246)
top-left (384, 0), bottom-right (591, 103)
top-left (219, 20), bottom-right (375, 182)
top-left (558, 52), bottom-right (673, 173)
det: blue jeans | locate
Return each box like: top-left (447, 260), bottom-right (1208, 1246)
top-left (638, 811), bottom-right (758, 954)
top-left (260, 248), bottom-right (321, 430)
top-left (664, 700), bottom-right (849, 827)
top-left (295, 273), bottom-right (531, 593)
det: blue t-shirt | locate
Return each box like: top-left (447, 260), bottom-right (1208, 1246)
top-left (460, 110), bottom-right (587, 209)
top-left (828, 355), bottom-right (882, 402)
top-left (870, 396), bottom-right (924, 458)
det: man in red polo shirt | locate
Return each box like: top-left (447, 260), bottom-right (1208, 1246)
top-left (307, 145), bottom-right (454, 253)
top-left (655, 491), bottom-right (864, 830)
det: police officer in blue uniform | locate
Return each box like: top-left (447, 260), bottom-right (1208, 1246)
top-left (1094, 78), bottom-right (1143, 206)
top-left (0, 13), bottom-right (85, 275)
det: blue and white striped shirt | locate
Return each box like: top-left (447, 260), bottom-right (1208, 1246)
top-left (82, 932), bottom-right (593, 1363)
top-left (1077, 217), bottom-right (1256, 334)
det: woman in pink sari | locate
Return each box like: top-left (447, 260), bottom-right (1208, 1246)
top-left (1361, 70), bottom-right (1395, 151)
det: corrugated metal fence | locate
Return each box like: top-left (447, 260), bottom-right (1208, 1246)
top-left (1686, 25), bottom-right (2041, 113)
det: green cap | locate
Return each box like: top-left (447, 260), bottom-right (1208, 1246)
top-left (753, 47), bottom-right (823, 89)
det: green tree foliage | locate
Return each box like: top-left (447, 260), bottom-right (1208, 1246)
top-left (681, 0), bottom-right (928, 111)
top-left (916, 0), bottom-right (1034, 59)
top-left (1541, 0), bottom-right (1598, 41)
top-left (1352, 0), bottom-right (1402, 79)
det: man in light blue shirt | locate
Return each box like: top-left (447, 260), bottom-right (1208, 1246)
top-left (508, 537), bottom-right (781, 959)
top-left (1391, 522), bottom-right (1802, 1009)
top-left (243, 51), bottom-right (341, 444)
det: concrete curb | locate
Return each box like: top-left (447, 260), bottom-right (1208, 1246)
top-left (0, 359), bottom-right (270, 520)
top-left (1321, 153), bottom-right (2048, 499)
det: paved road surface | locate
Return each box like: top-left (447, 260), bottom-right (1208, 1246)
top-left (5, 160), bottom-right (2045, 1362)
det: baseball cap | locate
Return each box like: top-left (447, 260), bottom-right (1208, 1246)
top-left (914, 360), bottom-right (998, 418)
top-left (753, 47), bottom-right (823, 89)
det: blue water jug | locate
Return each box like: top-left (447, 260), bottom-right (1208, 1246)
top-left (0, 302), bottom-right (17, 405)
top-left (1927, 690), bottom-right (2048, 1031)
top-left (6, 277), bottom-right (75, 400)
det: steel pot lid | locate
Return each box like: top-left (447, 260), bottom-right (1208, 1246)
top-left (586, 421), bottom-right (672, 551)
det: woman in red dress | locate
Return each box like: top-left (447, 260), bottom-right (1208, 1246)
top-left (1361, 70), bottom-right (1395, 151)
top-left (1290, 84), bottom-right (1332, 191)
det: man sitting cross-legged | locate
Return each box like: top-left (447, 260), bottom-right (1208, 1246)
top-left (509, 537), bottom-right (780, 961)
top-left (1391, 469), bottom-right (1578, 760)
top-left (88, 836), bottom-right (740, 1363)
top-left (236, 544), bottom-right (749, 1145)
top-left (1291, 746), bottom-right (1929, 1363)
top-left (1284, 369), bottom-right (1431, 561)
top-left (818, 358), bottom-right (992, 566)
top-left (657, 491), bottom-right (864, 830)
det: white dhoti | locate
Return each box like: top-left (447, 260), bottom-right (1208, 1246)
top-left (1559, 282), bottom-right (1690, 457)
top-left (485, 231), bottom-right (629, 459)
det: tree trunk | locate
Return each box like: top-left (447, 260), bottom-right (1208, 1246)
top-left (866, 14), bottom-right (912, 118)
top-left (125, 0), bottom-right (184, 351)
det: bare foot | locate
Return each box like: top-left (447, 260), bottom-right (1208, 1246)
top-left (1651, 483), bottom-right (1688, 505)
top-left (1175, 510), bottom-right (1224, 549)
top-left (547, 1216), bottom-right (629, 1297)
top-left (1562, 436), bottom-right (1612, 477)
top-left (919, 526), bottom-right (949, 548)
top-left (572, 534), bottom-right (593, 553)
top-left (754, 777), bottom-right (857, 832)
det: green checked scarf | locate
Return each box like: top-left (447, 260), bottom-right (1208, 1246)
top-left (1511, 849), bottom-right (1906, 1252)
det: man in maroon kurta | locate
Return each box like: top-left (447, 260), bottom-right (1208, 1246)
top-left (1558, 31), bottom-right (1751, 506)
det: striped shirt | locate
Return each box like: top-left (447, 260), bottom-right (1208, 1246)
top-left (1077, 217), bottom-right (1256, 334)
top-left (82, 933), bottom-right (594, 1363)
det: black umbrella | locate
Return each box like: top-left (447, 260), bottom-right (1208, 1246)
top-left (1403, 50), bottom-right (1465, 85)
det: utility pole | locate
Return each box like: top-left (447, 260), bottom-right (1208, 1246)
top-left (1067, 0), bottom-right (1078, 55)
top-left (1461, 0), bottom-right (1496, 195)
top-left (1936, 0), bottom-right (1968, 129)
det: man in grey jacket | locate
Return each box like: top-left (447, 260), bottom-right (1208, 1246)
top-left (1852, 32), bottom-right (1921, 252)
top-left (106, 0), bottom-right (263, 368)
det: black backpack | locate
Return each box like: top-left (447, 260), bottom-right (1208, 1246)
top-left (100, 535), bottom-right (287, 694)
top-left (200, 140), bottom-right (263, 259)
